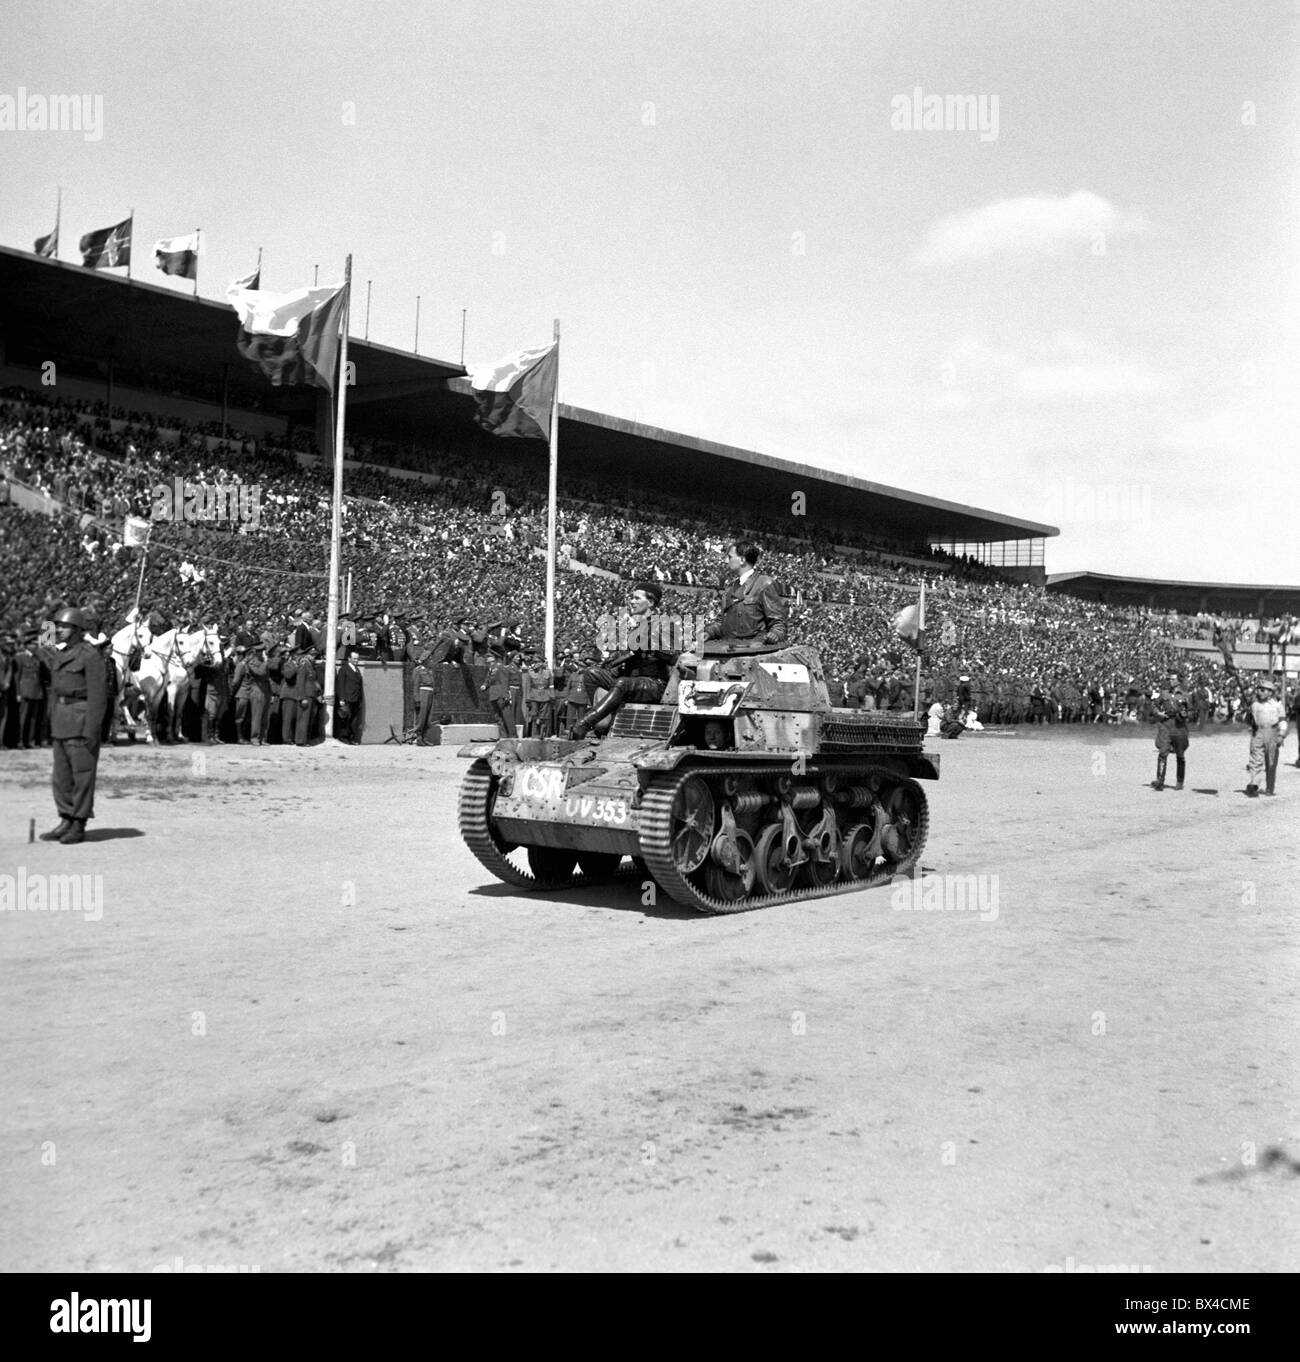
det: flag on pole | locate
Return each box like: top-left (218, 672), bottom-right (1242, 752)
top-left (1212, 622), bottom-right (1237, 675)
top-left (469, 342), bottom-right (558, 440)
top-left (122, 515), bottom-right (151, 548)
top-left (231, 262), bottom-right (260, 292)
top-left (893, 602), bottom-right (923, 650)
top-left (80, 216), bottom-right (132, 269)
top-left (154, 232), bottom-right (199, 279)
top-left (227, 280), bottom-right (346, 389)
top-left (34, 223), bottom-right (58, 258)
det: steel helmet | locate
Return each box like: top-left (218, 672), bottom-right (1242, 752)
top-left (53, 607), bottom-right (90, 630)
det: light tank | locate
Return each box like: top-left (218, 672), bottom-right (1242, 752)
top-left (458, 644), bottom-right (938, 914)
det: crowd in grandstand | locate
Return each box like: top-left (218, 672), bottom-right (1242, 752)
top-left (2, 385), bottom-right (1297, 748)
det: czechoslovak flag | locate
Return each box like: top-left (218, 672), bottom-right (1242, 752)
top-left (893, 601), bottom-right (924, 651)
top-left (227, 279), bottom-right (346, 390)
top-left (469, 342), bottom-right (557, 440)
top-left (154, 232), bottom-right (199, 280)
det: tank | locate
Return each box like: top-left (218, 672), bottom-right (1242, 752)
top-left (458, 644), bottom-right (938, 914)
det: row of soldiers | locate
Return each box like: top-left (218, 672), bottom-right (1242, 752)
top-left (412, 650), bottom-right (595, 741)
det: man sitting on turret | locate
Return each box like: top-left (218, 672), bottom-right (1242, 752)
top-left (571, 582), bottom-right (676, 739)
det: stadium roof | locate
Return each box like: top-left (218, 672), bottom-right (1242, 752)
top-left (1047, 570), bottom-right (1300, 614)
top-left (0, 245), bottom-right (1056, 545)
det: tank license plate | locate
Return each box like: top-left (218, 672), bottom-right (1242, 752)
top-left (562, 795), bottom-right (630, 825)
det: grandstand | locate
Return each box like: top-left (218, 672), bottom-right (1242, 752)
top-left (2, 244), bottom-right (1295, 732)
top-left (0, 245), bottom-right (1056, 579)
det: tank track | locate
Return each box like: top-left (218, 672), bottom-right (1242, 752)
top-left (637, 760), bottom-right (929, 915)
top-left (459, 760), bottom-right (642, 891)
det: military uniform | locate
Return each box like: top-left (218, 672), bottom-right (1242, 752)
top-left (484, 657), bottom-right (514, 738)
top-left (15, 638), bottom-right (48, 747)
top-left (703, 568), bottom-right (787, 648)
top-left (1151, 687), bottom-right (1191, 790)
top-left (1245, 688), bottom-right (1287, 796)
top-left (45, 625), bottom-right (108, 842)
top-left (522, 664), bottom-right (559, 737)
top-left (233, 648), bottom-right (272, 743)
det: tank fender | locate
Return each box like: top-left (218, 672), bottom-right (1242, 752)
top-left (907, 753), bottom-right (941, 781)
top-left (633, 748), bottom-right (692, 773)
top-left (458, 741), bottom-right (501, 759)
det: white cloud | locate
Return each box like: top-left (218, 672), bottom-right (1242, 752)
top-left (912, 190), bottom-right (1148, 267)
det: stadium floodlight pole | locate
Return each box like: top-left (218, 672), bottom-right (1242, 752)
top-left (323, 255), bottom-right (352, 743)
top-left (545, 318), bottom-right (560, 670)
top-left (912, 579), bottom-right (926, 717)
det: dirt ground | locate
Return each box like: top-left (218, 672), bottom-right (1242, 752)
top-left (2, 724), bottom-right (1297, 1273)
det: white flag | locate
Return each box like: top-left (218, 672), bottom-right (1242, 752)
top-left (123, 515), bottom-right (151, 547)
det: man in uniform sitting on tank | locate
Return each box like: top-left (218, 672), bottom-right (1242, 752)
top-left (700, 540), bottom-right (787, 652)
top-left (571, 582), bottom-right (677, 739)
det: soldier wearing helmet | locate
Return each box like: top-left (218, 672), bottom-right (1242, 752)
top-left (39, 607), bottom-right (108, 845)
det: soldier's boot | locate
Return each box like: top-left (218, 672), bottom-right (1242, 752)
top-left (59, 820), bottom-right (86, 845)
top-left (1175, 755), bottom-right (1186, 789)
top-left (1265, 753), bottom-right (1277, 795)
top-left (572, 687), bottom-right (624, 741)
top-left (39, 818), bottom-right (72, 841)
top-left (1245, 784), bottom-right (1259, 798)
top-left (1153, 756), bottom-right (1166, 790)
top-left (201, 716), bottom-right (216, 745)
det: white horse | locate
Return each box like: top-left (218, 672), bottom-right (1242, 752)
top-left (109, 613), bottom-right (155, 742)
top-left (174, 625), bottom-right (231, 742)
top-left (135, 627), bottom-right (193, 742)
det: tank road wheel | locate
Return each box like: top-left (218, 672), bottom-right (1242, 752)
top-left (799, 824), bottom-right (842, 889)
top-left (577, 851), bottom-right (623, 882)
top-left (668, 776), bottom-right (715, 875)
top-left (841, 822), bottom-right (882, 883)
top-left (795, 806), bottom-right (833, 893)
top-left (705, 857), bottom-right (755, 903)
top-left (880, 780), bottom-right (929, 877)
top-left (755, 823), bottom-right (797, 894)
top-left (526, 846), bottom-right (579, 888)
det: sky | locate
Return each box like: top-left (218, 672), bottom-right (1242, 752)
top-left (2, 0), bottom-right (1297, 582)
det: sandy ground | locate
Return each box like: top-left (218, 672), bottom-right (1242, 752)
top-left (1, 724), bottom-right (1297, 1273)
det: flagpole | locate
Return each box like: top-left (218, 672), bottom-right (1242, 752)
top-left (193, 227), bottom-right (200, 297)
top-left (257, 246), bottom-right (263, 285)
top-left (912, 579), bottom-right (925, 717)
top-left (545, 318), bottom-right (560, 670)
top-left (132, 544), bottom-right (149, 616)
top-left (127, 208), bottom-right (134, 280)
top-left (323, 255), bottom-right (352, 742)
